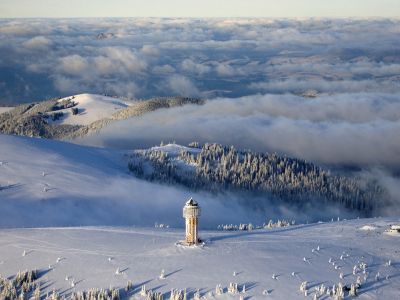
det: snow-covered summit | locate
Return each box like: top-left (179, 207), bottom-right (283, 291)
top-left (52, 93), bottom-right (131, 126)
top-left (0, 135), bottom-right (399, 299)
top-left (0, 218), bottom-right (399, 299)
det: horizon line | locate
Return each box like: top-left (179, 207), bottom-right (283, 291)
top-left (1, 16), bottom-right (400, 20)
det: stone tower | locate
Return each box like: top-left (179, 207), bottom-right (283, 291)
top-left (183, 197), bottom-right (201, 245)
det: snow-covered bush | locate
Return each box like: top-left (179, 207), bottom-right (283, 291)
top-left (125, 280), bottom-right (133, 292)
top-left (215, 284), bottom-right (223, 295)
top-left (299, 281), bottom-right (308, 292)
top-left (169, 288), bottom-right (184, 300)
top-left (228, 283), bottom-right (239, 295)
top-left (193, 289), bottom-right (201, 300)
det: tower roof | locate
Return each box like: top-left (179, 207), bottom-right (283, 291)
top-left (185, 197), bottom-right (198, 206)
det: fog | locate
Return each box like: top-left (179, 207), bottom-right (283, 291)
top-left (75, 91), bottom-right (400, 219)
top-left (0, 175), bottom-right (359, 229)
top-left (80, 93), bottom-right (400, 169)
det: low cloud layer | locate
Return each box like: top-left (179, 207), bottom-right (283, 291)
top-left (0, 176), bottom-right (359, 229)
top-left (0, 18), bottom-right (399, 104)
top-left (77, 91), bottom-right (400, 218)
top-left (81, 92), bottom-right (400, 169)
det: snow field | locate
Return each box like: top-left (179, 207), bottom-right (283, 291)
top-left (51, 94), bottom-right (130, 126)
top-left (0, 218), bottom-right (399, 299)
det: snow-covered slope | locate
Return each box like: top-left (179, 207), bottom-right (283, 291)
top-left (0, 135), bottom-right (262, 228)
top-left (147, 143), bottom-right (201, 156)
top-left (0, 107), bottom-right (13, 114)
top-left (51, 94), bottom-right (130, 126)
top-left (0, 136), bottom-right (399, 299)
top-left (0, 218), bottom-right (399, 299)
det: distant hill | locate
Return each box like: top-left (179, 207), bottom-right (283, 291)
top-left (0, 94), bottom-right (204, 140)
top-left (129, 143), bottom-right (386, 215)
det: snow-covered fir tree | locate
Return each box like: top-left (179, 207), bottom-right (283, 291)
top-left (128, 143), bottom-right (385, 214)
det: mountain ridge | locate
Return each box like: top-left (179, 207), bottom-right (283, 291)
top-left (0, 94), bottom-right (204, 140)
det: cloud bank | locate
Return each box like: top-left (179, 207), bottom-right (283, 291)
top-left (0, 18), bottom-right (399, 104)
top-left (80, 92), bottom-right (400, 170)
top-left (77, 91), bottom-right (400, 218)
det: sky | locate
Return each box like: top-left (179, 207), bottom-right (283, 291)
top-left (0, 0), bottom-right (399, 18)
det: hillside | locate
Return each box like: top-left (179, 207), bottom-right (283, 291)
top-left (0, 134), bottom-right (263, 228)
top-left (0, 94), bottom-right (204, 140)
top-left (0, 218), bottom-right (399, 299)
top-left (48, 94), bottom-right (131, 126)
top-left (128, 143), bottom-right (386, 216)
top-left (0, 134), bottom-right (391, 229)
top-left (0, 107), bottom-right (13, 114)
